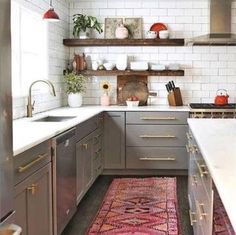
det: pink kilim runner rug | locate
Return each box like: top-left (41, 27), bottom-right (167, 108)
top-left (87, 177), bottom-right (181, 235)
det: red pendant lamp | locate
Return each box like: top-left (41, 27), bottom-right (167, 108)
top-left (43, 0), bottom-right (60, 22)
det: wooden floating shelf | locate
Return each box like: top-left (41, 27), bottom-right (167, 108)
top-left (80, 69), bottom-right (184, 76)
top-left (63, 38), bottom-right (185, 47)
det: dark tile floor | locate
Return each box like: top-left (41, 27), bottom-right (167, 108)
top-left (62, 175), bottom-right (193, 235)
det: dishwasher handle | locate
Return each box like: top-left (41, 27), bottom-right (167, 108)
top-left (55, 128), bottom-right (76, 145)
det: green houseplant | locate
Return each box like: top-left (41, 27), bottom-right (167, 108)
top-left (72, 14), bottom-right (103, 39)
top-left (64, 72), bottom-right (87, 107)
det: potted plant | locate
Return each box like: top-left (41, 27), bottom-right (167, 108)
top-left (72, 14), bottom-right (103, 39)
top-left (64, 72), bottom-right (87, 107)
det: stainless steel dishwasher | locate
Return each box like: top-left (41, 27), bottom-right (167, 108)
top-left (52, 128), bottom-right (76, 235)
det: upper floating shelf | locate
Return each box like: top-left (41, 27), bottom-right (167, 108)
top-left (80, 69), bottom-right (184, 77)
top-left (63, 38), bottom-right (185, 47)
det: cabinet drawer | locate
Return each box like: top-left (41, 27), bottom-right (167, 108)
top-left (126, 111), bottom-right (188, 125)
top-left (126, 147), bottom-right (188, 169)
top-left (195, 189), bottom-right (213, 235)
top-left (14, 141), bottom-right (51, 185)
top-left (194, 153), bottom-right (212, 200)
top-left (126, 125), bottom-right (187, 147)
top-left (76, 116), bottom-right (99, 141)
top-left (188, 193), bottom-right (198, 234)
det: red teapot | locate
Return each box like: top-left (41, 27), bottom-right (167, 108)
top-left (214, 89), bottom-right (229, 105)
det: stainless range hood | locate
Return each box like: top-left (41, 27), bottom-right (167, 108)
top-left (188, 0), bottom-right (236, 46)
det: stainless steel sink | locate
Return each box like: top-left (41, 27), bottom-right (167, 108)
top-left (33, 116), bottom-right (77, 122)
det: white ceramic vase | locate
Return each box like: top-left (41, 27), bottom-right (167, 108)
top-left (68, 93), bottom-right (82, 107)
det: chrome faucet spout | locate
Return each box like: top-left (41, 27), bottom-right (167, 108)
top-left (27, 80), bottom-right (56, 117)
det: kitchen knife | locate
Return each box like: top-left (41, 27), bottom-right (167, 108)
top-left (165, 84), bottom-right (170, 92)
top-left (168, 81), bottom-right (173, 91)
top-left (171, 80), bottom-right (175, 89)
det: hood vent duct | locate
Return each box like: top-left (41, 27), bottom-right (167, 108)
top-left (187, 0), bottom-right (236, 46)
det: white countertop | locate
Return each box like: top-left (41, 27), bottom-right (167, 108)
top-left (13, 105), bottom-right (189, 156)
top-left (188, 119), bottom-right (236, 232)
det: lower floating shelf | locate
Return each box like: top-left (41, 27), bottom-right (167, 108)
top-left (80, 69), bottom-right (184, 76)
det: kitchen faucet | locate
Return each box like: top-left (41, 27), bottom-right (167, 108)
top-left (27, 80), bottom-right (56, 117)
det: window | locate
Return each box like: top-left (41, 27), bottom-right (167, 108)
top-left (11, 1), bottom-right (48, 97)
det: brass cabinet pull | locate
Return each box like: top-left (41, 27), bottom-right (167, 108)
top-left (139, 157), bottom-right (176, 161)
top-left (186, 144), bottom-right (191, 153)
top-left (196, 161), bottom-right (208, 177)
top-left (140, 117), bottom-right (176, 120)
top-left (193, 145), bottom-right (199, 153)
top-left (18, 153), bottom-right (47, 173)
top-left (191, 175), bottom-right (198, 186)
top-left (27, 183), bottom-right (38, 195)
top-left (82, 143), bottom-right (88, 150)
top-left (189, 210), bottom-right (197, 226)
top-left (186, 132), bottom-right (193, 140)
top-left (196, 200), bottom-right (207, 220)
top-left (140, 135), bottom-right (176, 138)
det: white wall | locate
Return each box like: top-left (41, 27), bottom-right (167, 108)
top-left (13, 0), bottom-right (69, 119)
top-left (69, 0), bottom-right (236, 105)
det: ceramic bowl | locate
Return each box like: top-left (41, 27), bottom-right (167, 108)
top-left (126, 101), bottom-right (139, 107)
top-left (159, 30), bottom-right (169, 39)
top-left (103, 63), bottom-right (115, 70)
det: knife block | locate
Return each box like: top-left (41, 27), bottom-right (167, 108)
top-left (168, 88), bottom-right (183, 106)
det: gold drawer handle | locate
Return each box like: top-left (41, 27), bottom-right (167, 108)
top-left (186, 132), bottom-right (193, 140)
top-left (196, 161), bottom-right (208, 177)
top-left (82, 143), bottom-right (88, 150)
top-left (140, 117), bottom-right (176, 120)
top-left (193, 145), bottom-right (199, 153)
top-left (186, 144), bottom-right (193, 153)
top-left (27, 183), bottom-right (38, 195)
top-left (18, 153), bottom-right (47, 173)
top-left (139, 157), bottom-right (176, 161)
top-left (140, 135), bottom-right (176, 138)
top-left (191, 175), bottom-right (198, 186)
top-left (196, 200), bottom-right (207, 220)
top-left (189, 210), bottom-right (197, 226)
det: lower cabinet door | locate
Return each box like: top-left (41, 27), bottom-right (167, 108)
top-left (14, 163), bottom-right (52, 235)
top-left (104, 112), bottom-right (125, 169)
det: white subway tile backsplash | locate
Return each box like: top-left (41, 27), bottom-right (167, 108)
top-left (12, 0), bottom-right (236, 110)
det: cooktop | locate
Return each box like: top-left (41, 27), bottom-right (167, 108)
top-left (189, 103), bottom-right (236, 109)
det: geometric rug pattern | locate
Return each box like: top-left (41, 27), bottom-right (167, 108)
top-left (87, 177), bottom-right (181, 235)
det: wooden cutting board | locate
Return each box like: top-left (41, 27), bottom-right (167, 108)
top-left (117, 75), bottom-right (148, 105)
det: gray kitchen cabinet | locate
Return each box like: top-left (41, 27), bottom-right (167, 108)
top-left (76, 114), bottom-right (104, 204)
top-left (126, 111), bottom-right (188, 170)
top-left (14, 163), bottom-right (52, 235)
top-left (187, 130), bottom-right (213, 235)
top-left (104, 112), bottom-right (125, 169)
